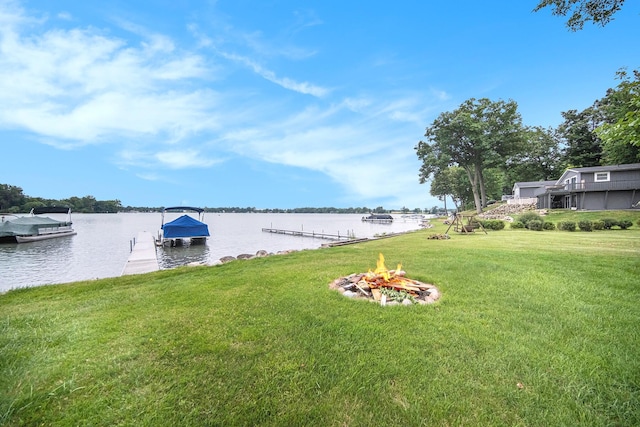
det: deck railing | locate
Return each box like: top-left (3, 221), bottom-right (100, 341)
top-left (560, 180), bottom-right (640, 192)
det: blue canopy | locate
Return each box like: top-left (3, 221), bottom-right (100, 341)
top-left (162, 215), bottom-right (210, 239)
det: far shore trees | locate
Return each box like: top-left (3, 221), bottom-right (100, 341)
top-left (416, 98), bottom-right (526, 214)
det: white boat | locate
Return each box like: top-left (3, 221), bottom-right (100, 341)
top-left (156, 206), bottom-right (210, 246)
top-left (0, 207), bottom-right (76, 243)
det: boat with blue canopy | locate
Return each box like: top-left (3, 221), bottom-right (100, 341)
top-left (156, 206), bottom-right (210, 246)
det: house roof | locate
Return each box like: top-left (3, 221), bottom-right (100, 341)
top-left (558, 162), bottom-right (640, 183)
top-left (513, 180), bottom-right (557, 189)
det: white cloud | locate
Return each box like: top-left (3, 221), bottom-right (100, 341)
top-left (218, 51), bottom-right (329, 97)
top-left (155, 149), bottom-right (222, 169)
top-left (0, 2), bottom-right (217, 148)
top-left (0, 1), bottom-right (444, 208)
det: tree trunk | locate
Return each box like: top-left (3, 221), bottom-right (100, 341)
top-left (464, 166), bottom-right (483, 214)
top-left (478, 166), bottom-right (487, 208)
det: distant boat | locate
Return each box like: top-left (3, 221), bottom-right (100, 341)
top-left (361, 214), bottom-right (394, 223)
top-left (156, 206), bottom-right (210, 246)
top-left (0, 207), bottom-right (77, 243)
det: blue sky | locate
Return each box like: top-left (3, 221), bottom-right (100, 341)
top-left (1, 1), bottom-right (638, 210)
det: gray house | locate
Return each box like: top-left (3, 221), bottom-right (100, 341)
top-left (512, 181), bottom-right (557, 200)
top-left (534, 163), bottom-right (640, 210)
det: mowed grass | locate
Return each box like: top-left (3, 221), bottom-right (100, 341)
top-left (1, 214), bottom-right (639, 426)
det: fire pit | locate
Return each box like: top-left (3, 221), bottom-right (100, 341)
top-left (329, 253), bottom-right (440, 306)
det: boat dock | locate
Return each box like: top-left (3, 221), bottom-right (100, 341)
top-left (261, 228), bottom-right (356, 241)
top-left (122, 231), bottom-right (160, 276)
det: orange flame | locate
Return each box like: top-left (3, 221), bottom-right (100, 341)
top-left (370, 253), bottom-right (402, 282)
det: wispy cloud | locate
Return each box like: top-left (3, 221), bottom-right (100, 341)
top-left (0, 0), bottom-right (445, 207)
top-left (218, 51), bottom-right (329, 97)
top-left (155, 149), bottom-right (222, 169)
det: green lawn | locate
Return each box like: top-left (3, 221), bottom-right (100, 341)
top-left (1, 213), bottom-right (639, 426)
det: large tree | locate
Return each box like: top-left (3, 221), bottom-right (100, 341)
top-left (533, 0), bottom-right (626, 31)
top-left (595, 69), bottom-right (640, 163)
top-left (429, 167), bottom-right (470, 213)
top-left (504, 126), bottom-right (562, 187)
top-left (416, 98), bottom-right (526, 214)
top-left (557, 107), bottom-right (604, 168)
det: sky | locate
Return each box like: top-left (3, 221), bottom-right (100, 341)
top-left (0, 1), bottom-right (639, 210)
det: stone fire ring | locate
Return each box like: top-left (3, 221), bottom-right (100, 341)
top-left (329, 273), bottom-right (440, 306)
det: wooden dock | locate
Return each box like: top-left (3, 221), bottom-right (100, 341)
top-left (122, 231), bottom-right (160, 276)
top-left (261, 228), bottom-right (355, 241)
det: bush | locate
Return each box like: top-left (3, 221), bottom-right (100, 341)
top-left (558, 221), bottom-right (576, 231)
top-left (511, 221), bottom-right (525, 229)
top-left (602, 218), bottom-right (618, 230)
top-left (578, 220), bottom-right (593, 232)
top-left (517, 211), bottom-right (543, 229)
top-left (618, 219), bottom-right (633, 230)
top-left (480, 220), bottom-right (505, 230)
top-left (593, 220), bottom-right (605, 230)
top-left (543, 221), bottom-right (556, 230)
top-left (527, 219), bottom-right (544, 231)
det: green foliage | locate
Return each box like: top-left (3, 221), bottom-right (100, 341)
top-left (0, 183), bottom-right (123, 213)
top-left (517, 211), bottom-right (543, 227)
top-left (511, 221), bottom-right (525, 229)
top-left (602, 218), bottom-right (618, 229)
top-left (618, 219), bottom-right (633, 230)
top-left (430, 167), bottom-right (470, 211)
top-left (543, 221), bottom-right (556, 230)
top-left (558, 221), bottom-right (577, 231)
top-left (593, 220), bottom-right (605, 230)
top-left (480, 220), bottom-right (505, 230)
top-left (534, 0), bottom-right (626, 31)
top-left (504, 126), bottom-right (563, 184)
top-left (379, 287), bottom-right (416, 304)
top-left (416, 97), bottom-right (526, 213)
top-left (527, 219), bottom-right (544, 231)
top-left (595, 69), bottom-right (640, 164)
top-left (578, 220), bottom-right (593, 231)
top-left (558, 107), bottom-right (603, 168)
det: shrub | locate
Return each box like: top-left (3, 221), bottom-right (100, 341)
top-left (618, 219), bottom-right (633, 230)
top-left (517, 211), bottom-right (543, 228)
top-left (601, 218), bottom-right (618, 230)
top-left (558, 221), bottom-right (576, 231)
top-left (593, 220), bottom-right (605, 230)
top-left (637, 218), bottom-right (640, 228)
top-left (578, 220), bottom-right (593, 232)
top-left (511, 221), bottom-right (525, 229)
top-left (480, 220), bottom-right (505, 230)
top-left (543, 221), bottom-right (556, 230)
top-left (527, 219), bottom-right (544, 231)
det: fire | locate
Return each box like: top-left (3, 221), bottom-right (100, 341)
top-left (329, 252), bottom-right (440, 305)
top-left (369, 253), bottom-right (402, 282)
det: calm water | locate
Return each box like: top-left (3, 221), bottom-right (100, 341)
top-left (0, 212), bottom-right (426, 292)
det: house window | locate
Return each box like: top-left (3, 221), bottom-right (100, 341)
top-left (594, 171), bottom-right (610, 182)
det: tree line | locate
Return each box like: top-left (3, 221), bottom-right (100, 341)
top-left (0, 185), bottom-right (124, 213)
top-left (415, 68), bottom-right (639, 214)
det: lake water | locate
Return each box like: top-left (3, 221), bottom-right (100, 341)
top-left (0, 213), bottom-right (427, 292)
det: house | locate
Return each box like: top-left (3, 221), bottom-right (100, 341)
top-left (533, 163), bottom-right (640, 210)
top-left (511, 181), bottom-right (557, 205)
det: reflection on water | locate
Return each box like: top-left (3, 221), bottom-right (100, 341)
top-left (157, 240), bottom-right (210, 269)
